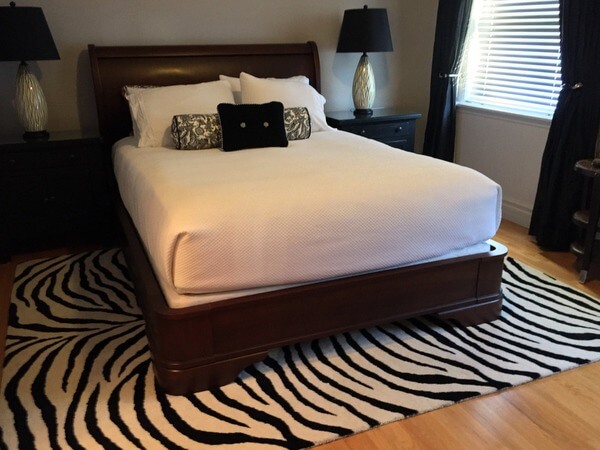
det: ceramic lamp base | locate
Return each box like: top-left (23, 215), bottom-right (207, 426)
top-left (353, 108), bottom-right (373, 117)
top-left (352, 53), bottom-right (375, 114)
top-left (15, 61), bottom-right (49, 137)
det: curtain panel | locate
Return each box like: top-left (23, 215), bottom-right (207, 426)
top-left (422, 0), bottom-right (473, 162)
top-left (529, 0), bottom-right (600, 250)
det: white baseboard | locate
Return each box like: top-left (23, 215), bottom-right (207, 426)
top-left (502, 199), bottom-right (532, 228)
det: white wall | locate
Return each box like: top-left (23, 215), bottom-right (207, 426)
top-left (0, 0), bottom-right (549, 227)
top-left (455, 107), bottom-right (549, 227)
top-left (0, 0), bottom-right (437, 145)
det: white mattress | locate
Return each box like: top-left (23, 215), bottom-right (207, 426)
top-left (113, 130), bottom-right (502, 308)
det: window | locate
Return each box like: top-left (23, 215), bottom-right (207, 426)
top-left (459, 0), bottom-right (562, 118)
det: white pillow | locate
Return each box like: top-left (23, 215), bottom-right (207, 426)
top-left (125, 80), bottom-right (234, 147)
top-left (239, 72), bottom-right (331, 131)
top-left (122, 85), bottom-right (157, 141)
top-left (219, 74), bottom-right (310, 104)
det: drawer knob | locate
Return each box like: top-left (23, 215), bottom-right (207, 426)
top-left (395, 126), bottom-right (403, 132)
top-left (69, 153), bottom-right (76, 159)
top-left (361, 129), bottom-right (366, 135)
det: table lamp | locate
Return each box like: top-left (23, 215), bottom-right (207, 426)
top-left (0, 2), bottom-right (60, 139)
top-left (336, 5), bottom-right (393, 116)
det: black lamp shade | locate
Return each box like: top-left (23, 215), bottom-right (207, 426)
top-left (0, 5), bottom-right (60, 61)
top-left (337, 6), bottom-right (393, 54)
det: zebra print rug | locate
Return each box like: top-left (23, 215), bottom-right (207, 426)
top-left (1, 249), bottom-right (600, 449)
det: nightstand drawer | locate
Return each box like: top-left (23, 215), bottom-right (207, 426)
top-left (0, 147), bottom-right (89, 173)
top-left (49, 147), bottom-right (91, 168)
top-left (2, 170), bottom-right (95, 221)
top-left (385, 139), bottom-right (410, 150)
top-left (0, 152), bottom-right (32, 173)
top-left (326, 109), bottom-right (421, 152)
top-left (343, 121), bottom-right (414, 141)
top-left (0, 176), bottom-right (46, 217)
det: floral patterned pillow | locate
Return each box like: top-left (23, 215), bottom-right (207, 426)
top-left (284, 107), bottom-right (311, 141)
top-left (171, 114), bottom-right (222, 150)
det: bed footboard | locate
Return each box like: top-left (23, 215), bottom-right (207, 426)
top-left (118, 202), bottom-right (506, 395)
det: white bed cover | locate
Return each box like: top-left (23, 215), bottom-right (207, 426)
top-left (113, 130), bottom-right (502, 308)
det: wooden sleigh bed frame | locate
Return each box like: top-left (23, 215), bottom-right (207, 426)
top-left (88, 41), bottom-right (507, 395)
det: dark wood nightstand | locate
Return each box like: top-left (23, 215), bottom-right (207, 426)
top-left (326, 108), bottom-right (422, 151)
top-left (0, 131), bottom-right (113, 260)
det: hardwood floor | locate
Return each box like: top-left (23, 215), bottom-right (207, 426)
top-left (1, 221), bottom-right (599, 449)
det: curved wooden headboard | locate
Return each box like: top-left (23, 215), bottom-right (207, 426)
top-left (88, 42), bottom-right (321, 147)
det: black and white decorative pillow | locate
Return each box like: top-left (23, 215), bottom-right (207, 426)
top-left (171, 114), bottom-right (222, 150)
top-left (171, 105), bottom-right (310, 151)
top-left (217, 102), bottom-right (288, 151)
top-left (284, 107), bottom-right (311, 141)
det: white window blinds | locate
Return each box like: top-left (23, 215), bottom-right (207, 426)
top-left (460, 0), bottom-right (562, 117)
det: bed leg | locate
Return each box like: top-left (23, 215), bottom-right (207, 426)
top-left (436, 293), bottom-right (503, 326)
top-left (152, 351), bottom-right (270, 395)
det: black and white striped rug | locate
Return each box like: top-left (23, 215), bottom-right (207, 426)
top-left (2, 249), bottom-right (600, 449)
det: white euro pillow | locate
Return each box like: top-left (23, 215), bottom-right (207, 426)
top-left (125, 80), bottom-right (234, 147)
top-left (239, 72), bottom-right (331, 132)
top-left (219, 74), bottom-right (310, 104)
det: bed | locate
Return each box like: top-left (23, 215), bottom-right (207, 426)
top-left (88, 41), bottom-right (507, 395)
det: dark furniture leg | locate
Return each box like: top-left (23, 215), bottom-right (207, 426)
top-left (580, 173), bottom-right (600, 282)
top-left (572, 160), bottom-right (600, 283)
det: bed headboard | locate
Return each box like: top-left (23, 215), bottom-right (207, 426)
top-left (88, 42), bottom-right (321, 147)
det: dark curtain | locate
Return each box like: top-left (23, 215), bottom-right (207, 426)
top-left (529, 0), bottom-right (600, 250)
top-left (422, 0), bottom-right (473, 161)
